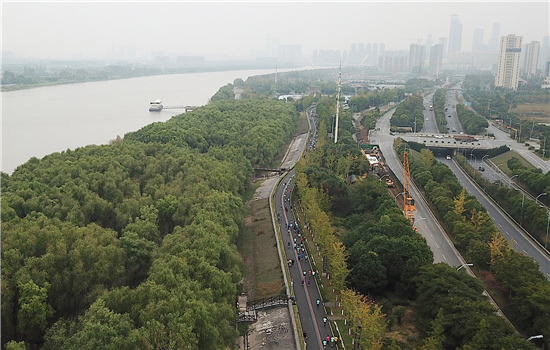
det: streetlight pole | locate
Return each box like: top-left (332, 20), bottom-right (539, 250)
top-left (457, 263), bottom-right (473, 271)
top-left (509, 174), bottom-right (519, 185)
top-left (542, 135), bottom-right (546, 158)
top-left (526, 335), bottom-right (543, 342)
top-left (536, 192), bottom-right (548, 205)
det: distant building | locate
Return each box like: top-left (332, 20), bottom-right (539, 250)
top-left (472, 28), bottom-right (484, 52)
top-left (429, 43), bottom-right (443, 76)
top-left (278, 44), bottom-right (302, 64)
top-left (495, 34), bottom-right (523, 90)
top-left (539, 36), bottom-right (550, 71)
top-left (448, 15), bottom-right (463, 53)
top-left (488, 23), bottom-right (501, 52)
top-left (523, 41), bottom-right (540, 76)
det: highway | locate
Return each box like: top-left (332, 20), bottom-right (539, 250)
top-left (421, 92), bottom-right (438, 134)
top-left (443, 156), bottom-right (550, 279)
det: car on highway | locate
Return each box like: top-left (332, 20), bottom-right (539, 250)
top-left (446, 155), bottom-right (451, 160)
top-left (478, 166), bottom-right (485, 171)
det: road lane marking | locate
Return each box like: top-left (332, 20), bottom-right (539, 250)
top-left (442, 254), bottom-right (447, 260)
top-left (498, 223), bottom-right (502, 227)
top-left (436, 243), bottom-right (440, 249)
top-left (505, 231), bottom-right (509, 235)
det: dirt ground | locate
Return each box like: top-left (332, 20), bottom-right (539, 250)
top-left (237, 307), bottom-right (295, 350)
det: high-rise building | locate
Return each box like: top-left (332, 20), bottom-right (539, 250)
top-left (473, 28), bottom-right (484, 52)
top-left (371, 43), bottom-right (378, 65)
top-left (409, 43), bottom-right (420, 71)
top-left (523, 41), bottom-right (540, 75)
top-left (448, 15), bottom-right (463, 53)
top-left (488, 23), bottom-right (501, 52)
top-left (439, 37), bottom-right (448, 60)
top-left (539, 36), bottom-right (550, 70)
top-left (495, 34), bottom-right (523, 89)
top-left (425, 34), bottom-right (433, 60)
top-left (429, 44), bottom-right (443, 76)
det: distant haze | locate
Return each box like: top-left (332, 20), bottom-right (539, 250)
top-left (2, 1), bottom-right (549, 60)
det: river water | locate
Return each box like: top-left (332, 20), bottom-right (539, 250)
top-left (2, 67), bottom-right (308, 174)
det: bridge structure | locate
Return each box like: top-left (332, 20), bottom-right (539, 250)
top-left (400, 134), bottom-right (493, 150)
top-left (253, 167), bottom-right (288, 176)
top-left (233, 294), bottom-right (290, 324)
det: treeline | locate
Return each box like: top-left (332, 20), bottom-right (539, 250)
top-left (432, 89), bottom-right (447, 132)
top-left (1, 97), bottom-right (298, 349)
top-left (507, 156), bottom-right (550, 205)
top-left (390, 94), bottom-right (424, 131)
top-left (346, 88), bottom-right (403, 113)
top-left (455, 103), bottom-right (489, 135)
top-left (400, 140), bottom-right (550, 348)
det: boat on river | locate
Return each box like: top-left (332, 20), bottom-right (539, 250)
top-left (149, 99), bottom-right (163, 111)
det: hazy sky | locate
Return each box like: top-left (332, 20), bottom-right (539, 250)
top-left (2, 1), bottom-right (549, 60)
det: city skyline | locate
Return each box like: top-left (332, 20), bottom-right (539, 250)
top-left (2, 2), bottom-right (549, 61)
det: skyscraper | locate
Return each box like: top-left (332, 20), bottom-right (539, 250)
top-left (488, 23), bottom-right (501, 52)
top-left (539, 36), bottom-right (550, 70)
top-left (448, 15), bottom-right (463, 53)
top-left (429, 44), bottom-right (443, 76)
top-left (495, 34), bottom-right (523, 89)
top-left (472, 28), bottom-right (484, 52)
top-left (439, 37), bottom-right (448, 60)
top-left (523, 41), bottom-right (540, 76)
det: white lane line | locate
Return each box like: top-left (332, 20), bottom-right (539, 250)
top-left (498, 223), bottom-right (502, 227)
top-left (546, 273), bottom-right (550, 278)
top-left (436, 243), bottom-right (440, 249)
top-left (491, 217), bottom-right (495, 220)
top-left (505, 231), bottom-right (510, 236)
top-left (442, 254), bottom-right (447, 261)
top-left (523, 249), bottom-right (527, 254)
top-left (430, 232), bottom-right (433, 237)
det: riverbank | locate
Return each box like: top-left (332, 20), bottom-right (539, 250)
top-left (1, 63), bottom-right (304, 92)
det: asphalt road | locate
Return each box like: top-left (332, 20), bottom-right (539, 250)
top-left (444, 156), bottom-right (550, 279)
top-left (273, 108), bottom-right (337, 350)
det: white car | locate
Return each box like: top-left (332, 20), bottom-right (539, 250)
top-left (446, 155), bottom-right (451, 160)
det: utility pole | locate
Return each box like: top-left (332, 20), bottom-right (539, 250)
top-left (334, 63), bottom-right (342, 143)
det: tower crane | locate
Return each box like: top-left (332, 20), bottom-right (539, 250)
top-left (403, 151), bottom-right (416, 224)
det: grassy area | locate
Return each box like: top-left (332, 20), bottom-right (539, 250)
top-left (511, 104), bottom-right (550, 122)
top-left (238, 196), bottom-right (284, 300)
top-left (490, 150), bottom-right (535, 175)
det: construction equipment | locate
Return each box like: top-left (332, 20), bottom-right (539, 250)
top-left (403, 151), bottom-right (416, 224)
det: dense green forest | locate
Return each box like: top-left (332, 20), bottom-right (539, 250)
top-left (390, 94), bottom-right (424, 131)
top-left (1, 97), bottom-right (298, 349)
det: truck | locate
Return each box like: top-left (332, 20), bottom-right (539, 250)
top-left (453, 135), bottom-right (477, 142)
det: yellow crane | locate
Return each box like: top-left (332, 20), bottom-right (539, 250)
top-left (403, 151), bottom-right (416, 224)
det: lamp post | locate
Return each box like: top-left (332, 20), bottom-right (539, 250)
top-left (470, 153), bottom-right (477, 166)
top-left (509, 174), bottom-right (519, 186)
top-left (482, 154), bottom-right (489, 164)
top-left (526, 335), bottom-right (543, 342)
top-left (395, 192), bottom-right (405, 201)
top-left (545, 210), bottom-right (550, 250)
top-left (536, 192), bottom-right (548, 205)
top-left (457, 263), bottom-right (473, 271)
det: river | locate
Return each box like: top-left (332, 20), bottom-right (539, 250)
top-left (2, 67), bottom-right (310, 174)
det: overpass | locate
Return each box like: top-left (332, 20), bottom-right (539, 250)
top-left (400, 134), bottom-right (493, 150)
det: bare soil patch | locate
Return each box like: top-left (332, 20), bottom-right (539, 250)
top-left (239, 197), bottom-right (284, 300)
